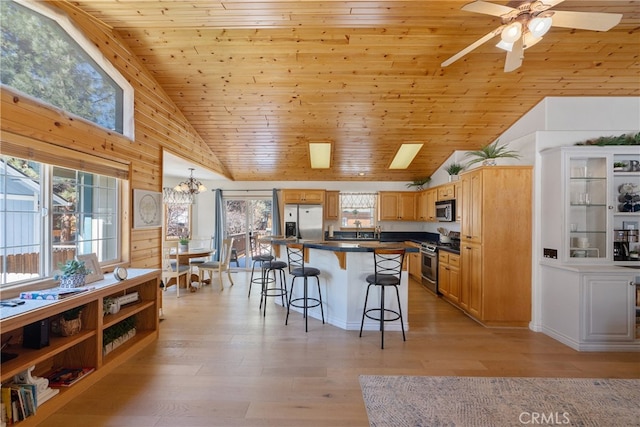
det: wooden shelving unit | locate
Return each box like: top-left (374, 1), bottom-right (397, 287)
top-left (0, 269), bottom-right (160, 426)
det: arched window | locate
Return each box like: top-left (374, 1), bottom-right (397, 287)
top-left (0, 0), bottom-right (134, 138)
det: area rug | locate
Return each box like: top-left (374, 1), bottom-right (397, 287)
top-left (359, 376), bottom-right (640, 427)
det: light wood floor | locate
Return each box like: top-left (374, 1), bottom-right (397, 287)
top-left (46, 271), bottom-right (640, 426)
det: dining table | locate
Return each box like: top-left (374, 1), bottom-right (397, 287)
top-left (177, 249), bottom-right (216, 290)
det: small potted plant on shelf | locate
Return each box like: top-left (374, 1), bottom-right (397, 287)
top-left (445, 162), bottom-right (465, 181)
top-left (55, 259), bottom-right (92, 288)
top-left (465, 139), bottom-right (521, 166)
top-left (614, 161), bottom-right (628, 172)
top-left (406, 177), bottom-right (431, 191)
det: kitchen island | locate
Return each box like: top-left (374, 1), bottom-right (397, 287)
top-left (266, 238), bottom-right (419, 331)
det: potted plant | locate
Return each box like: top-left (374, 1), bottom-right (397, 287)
top-left (465, 140), bottom-right (521, 166)
top-left (444, 162), bottom-right (465, 181)
top-left (55, 259), bottom-right (92, 288)
top-left (178, 238), bottom-right (189, 253)
top-left (406, 177), bottom-right (431, 191)
top-left (614, 161), bottom-right (628, 172)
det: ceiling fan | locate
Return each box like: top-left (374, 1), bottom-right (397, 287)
top-left (441, 0), bottom-right (623, 72)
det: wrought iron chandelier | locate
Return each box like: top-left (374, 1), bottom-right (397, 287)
top-left (173, 168), bottom-right (207, 195)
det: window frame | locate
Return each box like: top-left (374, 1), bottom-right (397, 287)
top-left (1, 155), bottom-right (125, 291)
top-left (6, 0), bottom-right (135, 139)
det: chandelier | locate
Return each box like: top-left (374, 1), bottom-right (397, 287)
top-left (173, 168), bottom-right (207, 195)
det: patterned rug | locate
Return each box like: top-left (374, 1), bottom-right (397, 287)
top-left (359, 376), bottom-right (640, 427)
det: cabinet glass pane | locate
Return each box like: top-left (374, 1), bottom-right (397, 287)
top-left (568, 157), bottom-right (607, 260)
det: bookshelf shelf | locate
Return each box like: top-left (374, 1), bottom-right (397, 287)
top-left (0, 269), bottom-right (160, 426)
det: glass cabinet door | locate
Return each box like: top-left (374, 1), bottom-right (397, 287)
top-left (568, 156), bottom-right (608, 260)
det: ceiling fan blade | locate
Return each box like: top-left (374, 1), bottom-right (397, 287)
top-left (461, 1), bottom-right (515, 17)
top-left (523, 33), bottom-right (543, 50)
top-left (441, 27), bottom-right (503, 67)
top-left (550, 10), bottom-right (622, 31)
top-left (504, 37), bottom-right (524, 72)
top-left (534, 0), bottom-right (566, 12)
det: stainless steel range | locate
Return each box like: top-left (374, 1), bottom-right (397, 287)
top-left (421, 242), bottom-right (438, 294)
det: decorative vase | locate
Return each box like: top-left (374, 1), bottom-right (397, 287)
top-left (448, 175), bottom-right (459, 182)
top-left (59, 273), bottom-right (86, 288)
top-left (482, 159), bottom-right (497, 166)
top-left (179, 243), bottom-right (188, 253)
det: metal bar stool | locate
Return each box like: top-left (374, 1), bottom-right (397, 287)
top-left (248, 234), bottom-right (274, 298)
top-left (259, 258), bottom-right (288, 317)
top-left (359, 248), bottom-right (406, 349)
top-left (285, 243), bottom-right (324, 332)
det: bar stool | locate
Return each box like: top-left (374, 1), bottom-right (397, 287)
top-left (259, 257), bottom-right (288, 317)
top-left (248, 235), bottom-right (274, 298)
top-left (285, 243), bottom-right (324, 332)
top-left (359, 248), bottom-right (406, 349)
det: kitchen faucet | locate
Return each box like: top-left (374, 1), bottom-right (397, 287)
top-left (355, 220), bottom-right (362, 239)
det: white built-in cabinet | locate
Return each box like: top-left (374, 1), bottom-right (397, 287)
top-left (540, 145), bottom-right (640, 351)
top-left (540, 265), bottom-right (639, 351)
top-left (540, 146), bottom-right (640, 265)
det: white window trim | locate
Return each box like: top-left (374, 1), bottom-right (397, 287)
top-left (15, 0), bottom-right (135, 139)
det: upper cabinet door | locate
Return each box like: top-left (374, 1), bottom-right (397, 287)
top-left (567, 155), bottom-right (608, 261)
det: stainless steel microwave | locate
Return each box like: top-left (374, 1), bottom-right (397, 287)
top-left (435, 199), bottom-right (455, 222)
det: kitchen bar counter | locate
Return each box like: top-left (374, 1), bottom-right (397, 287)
top-left (264, 237), bottom-right (417, 331)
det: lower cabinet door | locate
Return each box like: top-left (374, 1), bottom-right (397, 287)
top-left (582, 275), bottom-right (636, 342)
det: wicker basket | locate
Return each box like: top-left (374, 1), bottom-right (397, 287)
top-left (59, 317), bottom-right (82, 336)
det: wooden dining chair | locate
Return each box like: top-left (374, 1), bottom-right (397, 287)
top-left (162, 240), bottom-right (190, 297)
top-left (198, 238), bottom-right (235, 291)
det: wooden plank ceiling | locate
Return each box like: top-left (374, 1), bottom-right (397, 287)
top-left (59, 1), bottom-right (640, 182)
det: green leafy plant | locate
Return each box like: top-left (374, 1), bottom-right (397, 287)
top-left (54, 259), bottom-right (92, 279)
top-left (103, 316), bottom-right (136, 346)
top-left (465, 140), bottom-right (521, 165)
top-left (406, 177), bottom-right (431, 190)
top-left (445, 162), bottom-right (465, 175)
top-left (614, 162), bottom-right (628, 168)
top-left (179, 238), bottom-right (189, 245)
top-left (576, 132), bottom-right (640, 146)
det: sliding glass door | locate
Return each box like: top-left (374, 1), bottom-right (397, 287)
top-left (224, 197), bottom-right (272, 269)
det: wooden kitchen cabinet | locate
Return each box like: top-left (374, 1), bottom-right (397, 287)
top-left (437, 184), bottom-right (455, 201)
top-left (406, 241), bottom-right (422, 280)
top-left (425, 189), bottom-right (436, 221)
top-left (324, 191), bottom-right (339, 220)
top-left (438, 251), bottom-right (460, 303)
top-left (378, 191), bottom-right (416, 221)
top-left (282, 189), bottom-right (325, 204)
top-left (454, 181), bottom-right (462, 222)
top-left (458, 166), bottom-right (532, 327)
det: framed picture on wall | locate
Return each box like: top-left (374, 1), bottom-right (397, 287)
top-left (76, 253), bottom-right (104, 284)
top-left (133, 189), bottom-right (162, 229)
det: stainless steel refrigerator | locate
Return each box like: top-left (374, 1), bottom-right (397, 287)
top-left (284, 204), bottom-right (323, 241)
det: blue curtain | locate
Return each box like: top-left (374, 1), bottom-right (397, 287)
top-left (213, 189), bottom-right (224, 261)
top-left (272, 188), bottom-right (281, 236)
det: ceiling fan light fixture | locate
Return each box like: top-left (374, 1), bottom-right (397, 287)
top-left (528, 16), bottom-right (552, 38)
top-left (501, 21), bottom-right (522, 43)
top-left (496, 40), bottom-right (514, 52)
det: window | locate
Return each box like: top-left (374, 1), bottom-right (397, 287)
top-left (1, 156), bottom-right (120, 287)
top-left (340, 193), bottom-right (377, 228)
top-left (0, 0), bottom-right (134, 138)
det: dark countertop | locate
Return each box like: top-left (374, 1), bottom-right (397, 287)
top-left (265, 237), bottom-right (419, 253)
